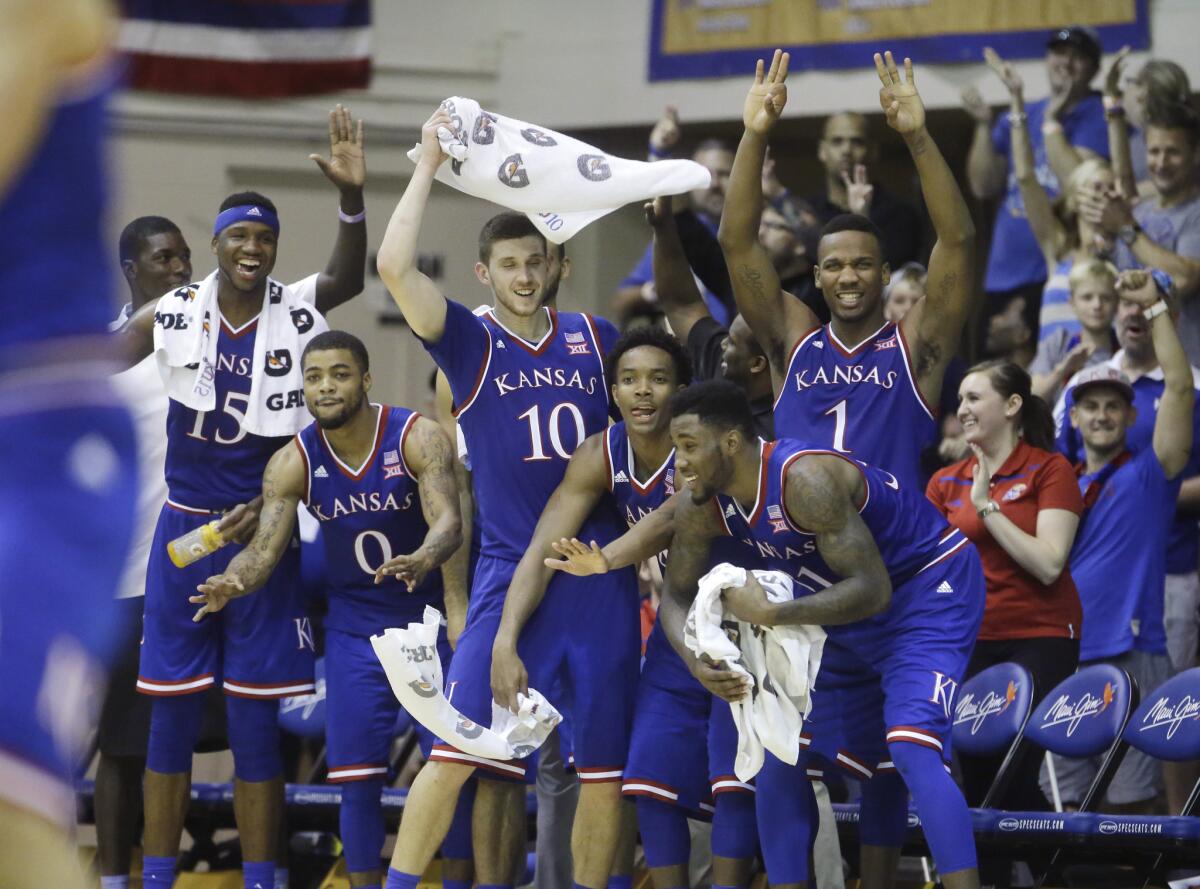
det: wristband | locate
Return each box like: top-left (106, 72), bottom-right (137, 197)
top-left (1042, 120), bottom-right (1065, 136)
top-left (338, 207), bottom-right (366, 224)
top-left (648, 144), bottom-right (670, 160)
top-left (977, 500), bottom-right (1001, 519)
top-left (1143, 299), bottom-right (1170, 322)
top-left (1103, 95), bottom-right (1123, 112)
top-left (1007, 111), bottom-right (1027, 127)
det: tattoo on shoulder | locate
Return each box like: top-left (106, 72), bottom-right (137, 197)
top-left (786, 461), bottom-right (849, 534)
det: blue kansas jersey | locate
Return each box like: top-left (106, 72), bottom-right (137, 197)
top-left (773, 322), bottom-right (937, 491)
top-left (425, 300), bottom-right (621, 562)
top-left (165, 314), bottom-right (291, 510)
top-left (296, 405), bottom-right (443, 637)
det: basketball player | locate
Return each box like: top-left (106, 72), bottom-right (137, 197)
top-left (376, 105), bottom-right (638, 889)
top-left (114, 107), bottom-right (369, 889)
top-left (659, 381), bottom-right (985, 889)
top-left (719, 51), bottom-right (974, 491)
top-left (190, 331), bottom-right (463, 889)
top-left (0, 3), bottom-right (138, 887)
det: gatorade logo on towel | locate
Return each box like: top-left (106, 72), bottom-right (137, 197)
top-left (499, 153), bottom-right (531, 188)
top-left (577, 154), bottom-right (612, 182)
top-left (521, 127), bottom-right (558, 147)
top-left (473, 112), bottom-right (497, 145)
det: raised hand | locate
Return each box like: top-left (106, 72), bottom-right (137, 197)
top-left (1116, 268), bottom-right (1160, 307)
top-left (969, 443), bottom-right (993, 511)
top-left (1057, 341), bottom-right (1095, 381)
top-left (374, 548), bottom-right (434, 591)
top-left (983, 46), bottom-right (1024, 97)
top-left (875, 51), bottom-right (925, 136)
top-left (961, 85), bottom-right (993, 125)
top-left (544, 538), bottom-right (610, 576)
top-left (643, 195), bottom-right (674, 231)
top-left (840, 164), bottom-right (874, 216)
top-left (743, 49), bottom-right (790, 136)
top-left (649, 104), bottom-right (682, 156)
top-left (416, 106), bottom-right (454, 170)
top-left (190, 574), bottom-right (244, 622)
top-left (1105, 45), bottom-right (1132, 99)
top-left (310, 104), bottom-right (365, 193)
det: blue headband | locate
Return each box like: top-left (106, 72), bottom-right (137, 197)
top-left (213, 205), bottom-right (280, 237)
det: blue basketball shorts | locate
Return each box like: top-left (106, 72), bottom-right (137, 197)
top-left (138, 503), bottom-right (314, 699)
top-left (324, 626), bottom-right (451, 782)
top-left (807, 546), bottom-right (986, 780)
top-left (0, 396), bottom-right (137, 826)
top-left (428, 554), bottom-right (640, 784)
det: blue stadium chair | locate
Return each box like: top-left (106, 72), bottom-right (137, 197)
top-left (951, 661), bottom-right (1035, 808)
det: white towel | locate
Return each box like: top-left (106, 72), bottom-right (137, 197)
top-left (407, 96), bottom-right (711, 243)
top-left (152, 270), bottom-right (328, 438)
top-left (372, 607), bottom-right (561, 761)
top-left (685, 563), bottom-right (826, 782)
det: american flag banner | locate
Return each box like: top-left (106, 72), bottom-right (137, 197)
top-left (119, 1), bottom-right (371, 99)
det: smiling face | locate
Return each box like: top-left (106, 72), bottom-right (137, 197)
top-left (612, 345), bottom-right (681, 435)
top-left (477, 235), bottom-right (549, 318)
top-left (303, 348), bottom-right (371, 430)
top-left (1046, 45), bottom-right (1097, 96)
top-left (957, 370), bottom-right (1020, 447)
top-left (815, 229), bottom-right (889, 323)
top-left (670, 413), bottom-right (734, 503)
top-left (1070, 385), bottom-right (1135, 455)
top-left (1146, 126), bottom-right (1198, 200)
top-left (126, 231), bottom-right (192, 304)
top-left (212, 221), bottom-right (277, 294)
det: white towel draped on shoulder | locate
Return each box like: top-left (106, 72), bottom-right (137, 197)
top-left (152, 270), bottom-right (327, 438)
top-left (407, 96), bottom-right (711, 243)
top-left (685, 563), bottom-right (826, 782)
top-left (372, 607), bottom-right (561, 761)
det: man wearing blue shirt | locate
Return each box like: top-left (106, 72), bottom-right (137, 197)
top-left (966, 26), bottom-right (1110, 330)
top-left (1046, 269), bottom-right (1193, 812)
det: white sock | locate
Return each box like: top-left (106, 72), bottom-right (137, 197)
top-left (100, 877), bottom-right (130, 889)
top-left (274, 867), bottom-right (289, 889)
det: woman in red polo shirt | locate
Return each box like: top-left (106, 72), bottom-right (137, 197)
top-left (927, 360), bottom-right (1083, 809)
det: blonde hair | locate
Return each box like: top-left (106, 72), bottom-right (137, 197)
top-left (1067, 258), bottom-right (1118, 294)
top-left (1063, 158), bottom-right (1112, 211)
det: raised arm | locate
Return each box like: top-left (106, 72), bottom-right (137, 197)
top-left (723, 456), bottom-right (891, 628)
top-left (646, 198), bottom-right (712, 343)
top-left (375, 415), bottom-right (463, 589)
top-left (188, 441), bottom-right (306, 620)
top-left (718, 50), bottom-right (817, 376)
top-left (962, 75), bottom-right (1007, 199)
top-left (878, 52), bottom-right (976, 403)
top-left (1103, 48), bottom-right (1138, 201)
top-left (491, 435), bottom-right (610, 710)
top-left (376, 107), bottom-right (454, 342)
top-left (1119, 271), bottom-right (1196, 477)
top-left (1081, 189), bottom-right (1200, 299)
top-left (310, 105), bottom-right (368, 314)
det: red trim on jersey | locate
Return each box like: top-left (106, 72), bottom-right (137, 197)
top-left (582, 312), bottom-right (609, 393)
top-left (428, 744), bottom-right (527, 780)
top-left (620, 777), bottom-right (679, 799)
top-left (397, 409), bottom-right (420, 478)
top-left (825, 320), bottom-right (889, 359)
top-left (713, 496), bottom-right (736, 537)
top-left (602, 427), bottom-right (616, 493)
top-left (293, 434), bottom-right (312, 505)
top-left (320, 404), bottom-right (387, 481)
top-left (710, 774), bottom-right (755, 795)
top-left (835, 749), bottom-right (875, 779)
top-left (576, 765), bottom-right (624, 783)
top-left (778, 448), bottom-right (869, 534)
top-left (773, 325), bottom-right (823, 412)
top-left (166, 498), bottom-right (219, 515)
top-left (219, 314), bottom-right (260, 339)
top-left (894, 320), bottom-right (937, 420)
top-left (136, 673), bottom-right (216, 696)
top-left (222, 679), bottom-right (316, 699)
top-left (629, 446), bottom-right (673, 497)
top-left (484, 307), bottom-right (559, 356)
top-left (326, 763), bottom-right (389, 783)
top-left (452, 334), bottom-right (493, 419)
top-left (886, 725), bottom-right (944, 752)
top-left (739, 440), bottom-right (776, 527)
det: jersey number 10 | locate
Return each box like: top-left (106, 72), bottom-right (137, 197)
top-left (518, 402), bottom-right (587, 461)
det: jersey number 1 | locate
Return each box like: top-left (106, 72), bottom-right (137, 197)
top-left (825, 399), bottom-right (851, 453)
top-left (519, 402), bottom-right (586, 461)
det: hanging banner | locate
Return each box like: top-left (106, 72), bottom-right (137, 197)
top-left (649, 0), bottom-right (1149, 81)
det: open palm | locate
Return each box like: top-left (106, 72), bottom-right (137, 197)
top-left (875, 51), bottom-right (925, 135)
top-left (743, 49), bottom-right (790, 135)
top-left (311, 104), bottom-right (365, 192)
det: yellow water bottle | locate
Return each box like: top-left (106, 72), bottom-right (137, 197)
top-left (167, 519), bottom-right (228, 568)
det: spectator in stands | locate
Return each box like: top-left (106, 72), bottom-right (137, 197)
top-left (883, 261), bottom-right (926, 323)
top-left (983, 293), bottom-right (1036, 368)
top-left (1104, 50), bottom-right (1192, 194)
top-left (804, 111), bottom-right (924, 269)
top-left (979, 45), bottom-right (1118, 346)
top-left (1046, 268), bottom-right (1193, 814)
top-left (965, 28), bottom-right (1109, 339)
top-left (1087, 100), bottom-right (1200, 363)
top-left (926, 361), bottom-right (1083, 811)
top-left (1029, 258), bottom-right (1120, 403)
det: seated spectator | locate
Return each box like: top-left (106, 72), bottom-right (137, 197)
top-left (1104, 51), bottom-right (1192, 194)
top-left (883, 261), bottom-right (926, 323)
top-left (981, 46), bottom-right (1119, 345)
top-left (965, 28), bottom-right (1109, 342)
top-left (1029, 258), bottom-right (1120, 402)
top-left (1045, 269), bottom-right (1193, 815)
top-left (926, 361), bottom-right (1083, 811)
top-left (804, 111), bottom-right (925, 269)
top-left (1087, 99), bottom-right (1200, 364)
top-left (983, 293), bottom-right (1036, 367)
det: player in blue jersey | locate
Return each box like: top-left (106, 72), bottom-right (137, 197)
top-left (114, 107), bottom-right (370, 889)
top-left (0, 3), bottom-right (138, 886)
top-left (492, 326), bottom-right (761, 889)
top-left (718, 50), bottom-right (974, 492)
top-left (376, 106), bottom-right (638, 889)
top-left (189, 331), bottom-right (464, 889)
top-left (655, 381), bottom-right (985, 889)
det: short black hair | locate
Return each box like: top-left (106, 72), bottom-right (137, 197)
top-left (668, 380), bottom-right (756, 441)
top-left (820, 212), bottom-right (885, 245)
top-left (1146, 100), bottom-right (1200, 149)
top-left (219, 191), bottom-right (278, 215)
top-left (606, 326), bottom-right (693, 387)
top-left (302, 329), bottom-right (370, 374)
top-left (119, 216), bottom-right (182, 263)
top-left (478, 212), bottom-right (547, 263)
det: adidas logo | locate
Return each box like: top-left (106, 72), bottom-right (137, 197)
top-left (613, 470), bottom-right (629, 483)
top-left (937, 581), bottom-right (954, 594)
top-left (814, 341), bottom-right (824, 349)
top-left (314, 466), bottom-right (329, 478)
top-left (247, 206), bottom-right (262, 216)
top-left (725, 503), bottom-right (736, 518)
top-left (496, 340), bottom-right (506, 349)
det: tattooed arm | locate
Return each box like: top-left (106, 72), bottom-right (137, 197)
top-left (380, 415), bottom-right (463, 590)
top-left (189, 441), bottom-right (307, 620)
top-left (724, 454), bottom-right (891, 628)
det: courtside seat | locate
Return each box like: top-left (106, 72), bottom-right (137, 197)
top-left (951, 662), bottom-right (1035, 808)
